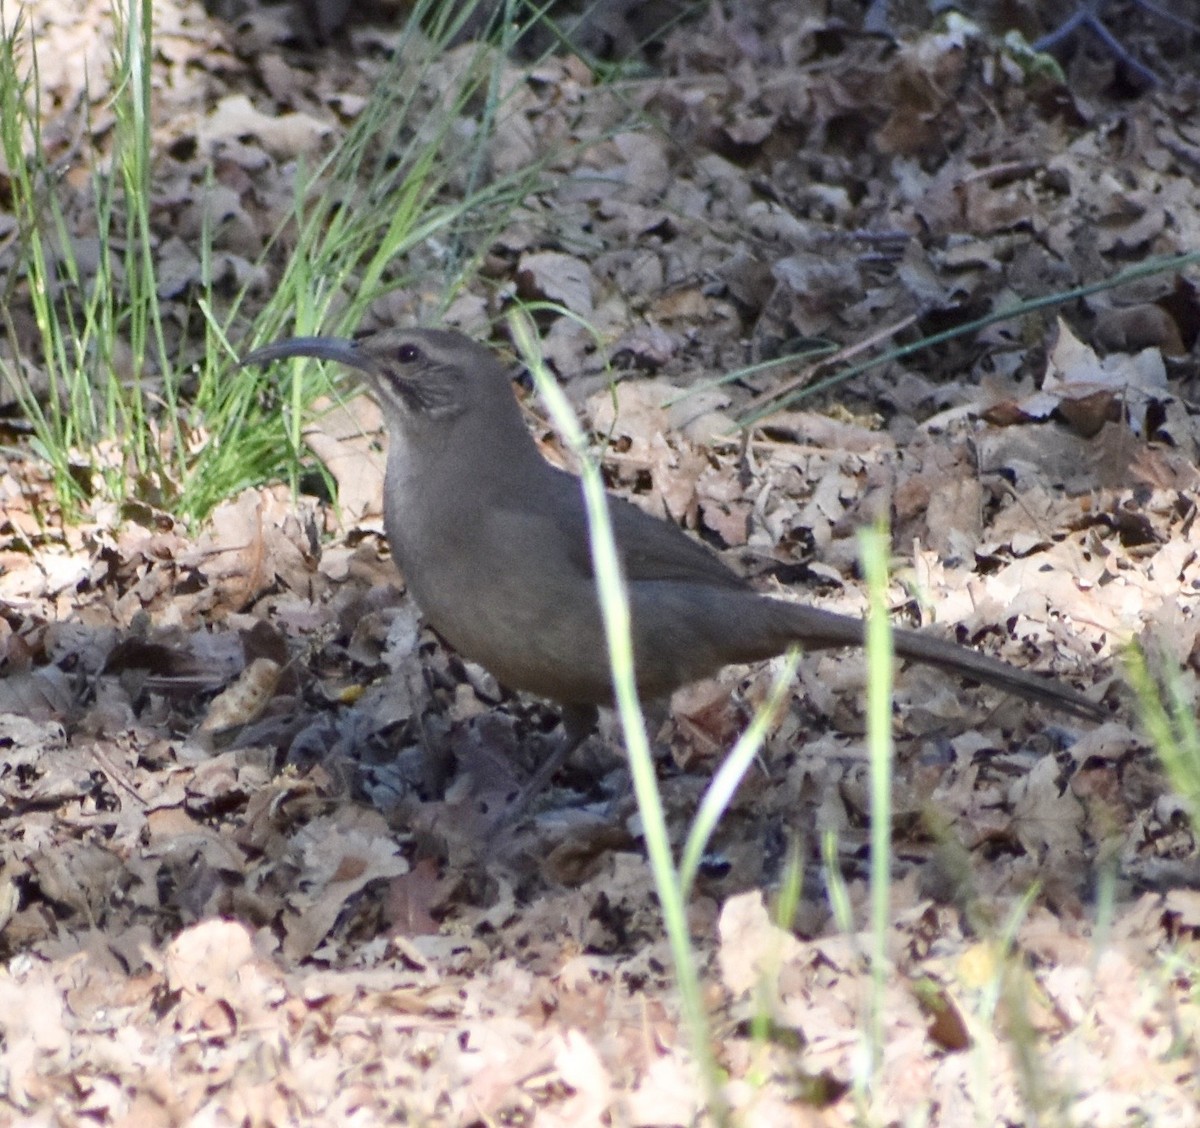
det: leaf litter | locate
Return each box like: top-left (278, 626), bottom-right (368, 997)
top-left (2, 0), bottom-right (1200, 1123)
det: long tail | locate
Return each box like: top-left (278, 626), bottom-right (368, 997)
top-left (777, 602), bottom-right (1104, 721)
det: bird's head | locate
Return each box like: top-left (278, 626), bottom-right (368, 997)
top-left (241, 327), bottom-right (521, 433)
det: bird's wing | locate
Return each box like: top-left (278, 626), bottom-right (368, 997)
top-left (611, 495), bottom-right (750, 589)
top-left (536, 469), bottom-right (749, 591)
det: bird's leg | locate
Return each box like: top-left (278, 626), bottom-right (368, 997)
top-left (489, 703), bottom-right (599, 832)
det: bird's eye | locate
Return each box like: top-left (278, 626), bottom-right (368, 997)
top-left (397, 343), bottom-right (422, 364)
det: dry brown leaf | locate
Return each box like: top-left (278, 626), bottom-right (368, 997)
top-left (202, 93), bottom-right (333, 160)
top-left (516, 250), bottom-right (595, 315)
top-left (304, 393), bottom-right (386, 529)
top-left (196, 656), bottom-right (283, 734)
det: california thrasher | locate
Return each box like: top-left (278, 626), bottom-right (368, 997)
top-left (242, 328), bottom-right (1103, 805)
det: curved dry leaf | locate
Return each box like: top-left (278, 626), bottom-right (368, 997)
top-left (197, 657), bottom-right (283, 734)
top-left (0, 669), bottom-right (75, 722)
top-left (516, 251), bottom-right (594, 315)
top-left (203, 94), bottom-right (333, 160)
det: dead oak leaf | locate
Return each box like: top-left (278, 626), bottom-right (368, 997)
top-left (516, 251), bottom-right (595, 316)
top-left (304, 392), bottom-right (386, 530)
top-left (984, 318), bottom-right (1170, 441)
top-left (202, 93), bottom-right (332, 161)
top-left (281, 811), bottom-right (410, 962)
top-left (1009, 756), bottom-right (1086, 869)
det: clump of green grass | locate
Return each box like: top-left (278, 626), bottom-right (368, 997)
top-left (0, 0), bottom-right (573, 524)
top-left (0, 1), bottom-right (171, 512)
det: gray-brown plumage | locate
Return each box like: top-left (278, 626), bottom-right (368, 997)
top-left (242, 327), bottom-right (1103, 788)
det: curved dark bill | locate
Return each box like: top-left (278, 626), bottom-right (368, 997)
top-left (240, 336), bottom-right (370, 372)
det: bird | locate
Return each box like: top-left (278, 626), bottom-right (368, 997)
top-left (241, 327), bottom-right (1104, 809)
